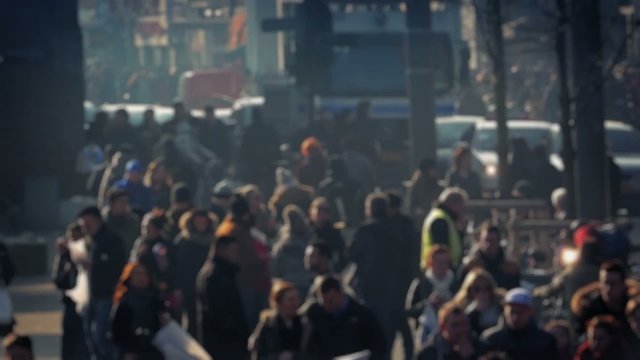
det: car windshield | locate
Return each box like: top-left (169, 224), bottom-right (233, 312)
top-left (607, 128), bottom-right (640, 154)
top-left (473, 125), bottom-right (551, 151)
top-left (437, 122), bottom-right (474, 148)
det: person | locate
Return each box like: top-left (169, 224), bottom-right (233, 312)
top-left (341, 137), bottom-right (376, 193)
top-left (349, 193), bottom-right (411, 356)
top-left (458, 222), bottom-right (520, 290)
top-left (268, 167), bottom-right (315, 222)
top-left (422, 188), bottom-right (468, 269)
top-left (209, 180), bottom-right (234, 223)
top-left (304, 242), bottom-right (335, 302)
top-left (112, 159), bottom-right (154, 214)
top-left (308, 197), bottom-right (347, 271)
top-left (106, 109), bottom-right (136, 148)
top-left (406, 158), bottom-right (443, 225)
top-left (407, 246), bottom-right (458, 344)
top-left (143, 159), bottom-right (173, 211)
top-left (197, 235), bottom-right (250, 360)
top-left (216, 195), bottom-right (271, 328)
top-left (87, 145), bottom-right (115, 197)
top-left (3, 334), bottom-right (34, 360)
top-left (551, 187), bottom-right (568, 220)
top-left (571, 260), bottom-right (639, 339)
top-left (249, 280), bottom-right (310, 359)
top-left (481, 288), bottom-right (557, 360)
top-left (271, 205), bottom-right (315, 296)
top-left (101, 189), bottom-right (141, 257)
top-left (529, 144), bottom-right (562, 201)
top-left (545, 320), bottom-right (575, 360)
top-left (98, 149), bottom-right (133, 209)
top-left (166, 183), bottom-right (193, 239)
top-left (161, 102), bottom-right (189, 136)
top-left (200, 105), bottom-right (232, 164)
top-left (239, 184), bottom-right (277, 241)
top-left (318, 157), bottom-right (366, 228)
top-left (174, 209), bottom-right (218, 337)
top-left (415, 302), bottom-right (484, 360)
top-left (574, 315), bottom-right (630, 360)
top-left (77, 206), bottom-right (126, 360)
top-left (110, 262), bottom-right (164, 360)
top-left (87, 111), bottom-right (109, 147)
top-left (240, 108), bottom-right (280, 188)
top-left (303, 276), bottom-right (386, 360)
top-left (53, 223), bottom-right (89, 360)
top-left (296, 136), bottom-right (328, 189)
top-left (453, 269), bottom-right (503, 336)
top-left (507, 137), bottom-right (532, 193)
top-left (444, 146), bottom-right (482, 199)
top-left (137, 109), bottom-right (161, 164)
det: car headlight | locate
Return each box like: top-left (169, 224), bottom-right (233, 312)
top-left (485, 164), bottom-right (498, 176)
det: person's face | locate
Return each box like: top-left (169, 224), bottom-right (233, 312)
top-left (128, 171), bottom-right (143, 184)
top-left (504, 303), bottom-right (534, 330)
top-left (470, 278), bottom-right (493, 304)
top-left (144, 222), bottom-right (161, 239)
top-left (110, 196), bottom-right (129, 216)
top-left (310, 201), bottom-right (331, 225)
top-left (320, 289), bottom-right (345, 313)
top-left (130, 265), bottom-right (151, 289)
top-left (5, 346), bottom-right (33, 360)
top-left (79, 215), bottom-right (101, 236)
top-left (600, 271), bottom-right (626, 304)
top-left (549, 326), bottom-right (570, 349)
top-left (431, 252), bottom-right (451, 278)
top-left (193, 216), bottom-right (210, 234)
top-left (441, 312), bottom-right (470, 344)
top-left (449, 199), bottom-right (466, 218)
top-left (588, 326), bottom-right (612, 353)
top-left (277, 289), bottom-right (301, 319)
top-left (479, 229), bottom-right (500, 257)
top-left (305, 246), bottom-right (328, 273)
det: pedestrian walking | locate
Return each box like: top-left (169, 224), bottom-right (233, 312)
top-left (269, 167), bottom-right (315, 222)
top-left (102, 189), bottom-right (141, 257)
top-left (452, 269), bottom-right (503, 336)
top-left (112, 160), bottom-right (154, 215)
top-left (422, 188), bottom-right (468, 269)
top-left (308, 197), bottom-right (348, 271)
top-left (143, 159), bottom-right (174, 211)
top-left (318, 157), bottom-right (366, 228)
top-left (444, 146), bottom-right (482, 199)
top-left (209, 180), bottom-right (234, 223)
top-left (405, 159), bottom-right (443, 226)
top-left (166, 183), bottom-right (193, 239)
top-left (574, 315), bottom-right (630, 360)
top-left (296, 137), bottom-right (328, 189)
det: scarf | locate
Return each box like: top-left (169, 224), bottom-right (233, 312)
top-left (426, 269), bottom-right (454, 299)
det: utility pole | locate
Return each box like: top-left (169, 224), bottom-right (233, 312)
top-left (488, 0), bottom-right (509, 198)
top-left (571, 0), bottom-right (607, 219)
top-left (405, 0), bottom-right (437, 170)
top-left (555, 0), bottom-right (576, 218)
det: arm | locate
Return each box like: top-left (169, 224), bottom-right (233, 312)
top-left (405, 278), bottom-right (432, 319)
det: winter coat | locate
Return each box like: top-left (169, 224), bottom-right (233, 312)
top-left (131, 236), bottom-right (178, 294)
top-left (405, 272), bottom-right (457, 320)
top-left (249, 314), bottom-right (311, 360)
top-left (102, 210), bottom-right (141, 257)
top-left (89, 226), bottom-right (126, 299)
top-left (296, 155), bottom-right (328, 189)
top-left (200, 119), bottom-right (232, 163)
top-left (269, 185), bottom-right (315, 222)
top-left (458, 248), bottom-right (520, 291)
top-left (481, 319), bottom-right (557, 360)
top-left (271, 232), bottom-right (314, 295)
top-left (312, 223), bottom-right (348, 272)
top-left (416, 332), bottom-right (483, 360)
top-left (444, 169), bottom-right (482, 199)
top-left (197, 257), bottom-right (250, 359)
top-left (573, 339), bottom-right (630, 360)
top-left (303, 297), bottom-right (386, 360)
top-left (174, 232), bottom-right (211, 301)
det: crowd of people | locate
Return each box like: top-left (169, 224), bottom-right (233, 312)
top-left (0, 100), bottom-right (638, 360)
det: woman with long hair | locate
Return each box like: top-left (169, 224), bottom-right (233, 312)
top-left (111, 262), bottom-right (164, 360)
top-left (249, 280), bottom-right (309, 360)
top-left (444, 145), bottom-right (482, 199)
top-left (144, 159), bottom-right (174, 211)
top-left (452, 268), bottom-right (504, 336)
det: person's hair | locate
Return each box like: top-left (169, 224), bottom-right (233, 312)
top-left (544, 319), bottom-right (576, 344)
top-left (366, 192), bottom-right (389, 219)
top-left (114, 108), bottom-right (129, 121)
top-left (113, 262), bottom-right (155, 304)
top-left (438, 301), bottom-right (466, 328)
top-left (108, 188), bottom-right (128, 204)
top-left (587, 315), bottom-right (619, 336)
top-left (301, 137), bottom-right (323, 157)
top-left (238, 184), bottom-right (262, 202)
top-left (600, 260), bottom-right (626, 281)
top-left (143, 159), bottom-right (173, 188)
top-left (309, 242), bottom-right (333, 260)
top-left (438, 187), bottom-right (469, 206)
top-left (477, 220), bottom-right (501, 239)
top-left (479, 352), bottom-right (511, 360)
top-left (452, 268), bottom-right (499, 308)
top-left (3, 334), bottom-right (33, 354)
top-left (143, 213), bottom-right (168, 232)
top-left (230, 194), bottom-right (251, 217)
top-left (269, 279), bottom-right (298, 309)
top-left (77, 206), bottom-right (102, 220)
top-left (385, 190), bottom-right (402, 210)
top-left (179, 209), bottom-right (218, 233)
top-left (426, 245), bottom-right (451, 269)
top-left (319, 276), bottom-right (343, 294)
top-left (551, 187), bottom-right (567, 209)
top-left (452, 145), bottom-right (472, 170)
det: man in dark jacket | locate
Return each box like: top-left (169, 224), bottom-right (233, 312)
top-left (458, 222), bottom-right (520, 290)
top-left (200, 105), bottom-right (232, 164)
top-left (308, 197), bottom-right (348, 271)
top-left (303, 276), bottom-right (386, 360)
top-left (166, 183), bottom-right (193, 239)
top-left (102, 189), bottom-right (140, 257)
top-left (197, 236), bottom-right (249, 360)
top-left (78, 206), bottom-right (126, 360)
top-left (318, 157), bottom-right (366, 228)
top-left (481, 288), bottom-right (557, 360)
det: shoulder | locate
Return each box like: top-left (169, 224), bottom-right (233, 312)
top-left (570, 281), bottom-right (601, 315)
top-left (481, 325), bottom-right (506, 343)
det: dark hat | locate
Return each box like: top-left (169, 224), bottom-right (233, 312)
top-left (77, 206), bottom-right (101, 219)
top-left (171, 183), bottom-right (192, 204)
top-left (230, 195), bottom-right (250, 217)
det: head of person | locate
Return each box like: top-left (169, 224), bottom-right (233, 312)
top-left (211, 181), bottom-right (234, 209)
top-left (476, 221), bottom-right (502, 258)
top-left (142, 213), bottom-right (167, 240)
top-left (125, 160), bottom-right (144, 184)
top-left (93, 110), bottom-right (109, 128)
top-left (503, 288), bottom-right (535, 330)
top-left (438, 302), bottom-right (471, 344)
top-left (77, 206), bottom-right (103, 237)
top-left (143, 108), bottom-right (155, 125)
top-left (170, 183), bottom-right (192, 211)
top-left (204, 105), bottom-right (216, 120)
top-left (418, 158), bottom-right (439, 179)
top-left (427, 245), bottom-right (452, 278)
top-left (114, 109), bottom-right (129, 127)
top-left (108, 188), bottom-right (130, 217)
top-left (587, 315), bottom-right (619, 354)
top-left (545, 320), bottom-right (575, 350)
top-left (309, 197), bottom-right (332, 226)
top-left (551, 187), bottom-right (567, 216)
top-left (318, 276), bottom-right (347, 314)
top-left (439, 187), bottom-right (468, 218)
top-left (238, 185), bottom-right (263, 215)
top-left (305, 242), bottom-right (333, 274)
top-left (365, 192), bottom-right (389, 220)
top-left (212, 235), bottom-right (239, 264)
top-left (385, 190), bottom-right (403, 217)
top-left (230, 194), bottom-right (255, 228)
top-left (283, 205), bottom-right (309, 236)
top-left (626, 296), bottom-right (640, 337)
top-left (3, 334), bottom-right (34, 360)
top-left (144, 159), bottom-right (172, 189)
top-left (454, 268), bottom-right (498, 308)
top-left (180, 209), bottom-right (217, 236)
top-left (113, 262), bottom-right (155, 304)
top-left (599, 261), bottom-right (627, 305)
top-left (301, 137), bottom-right (324, 159)
top-left (510, 137), bottom-right (530, 161)
top-left (453, 145), bottom-right (472, 171)
top-left (270, 280), bottom-right (301, 320)
top-left (173, 101), bottom-right (187, 121)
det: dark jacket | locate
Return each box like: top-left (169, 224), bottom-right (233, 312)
top-left (197, 257), bottom-right (250, 359)
top-left (131, 236), bottom-right (178, 294)
top-left (110, 289), bottom-right (164, 359)
top-left (303, 297), bottom-right (386, 360)
top-left (249, 314), bottom-right (311, 360)
top-left (405, 273), bottom-right (457, 320)
top-left (297, 155), bottom-right (328, 189)
top-left (406, 171), bottom-right (443, 224)
top-left (0, 242), bottom-right (15, 287)
top-left (480, 319), bottom-right (557, 360)
top-left (318, 161), bottom-right (366, 227)
top-left (444, 169), bottom-right (481, 199)
top-left (458, 248), bottom-right (520, 290)
top-left (102, 210), bottom-right (141, 257)
top-left (200, 119), bottom-right (232, 163)
top-left (174, 232), bottom-right (210, 299)
top-left (312, 222), bottom-right (348, 272)
top-left (90, 225), bottom-right (126, 299)
top-left (416, 332), bottom-right (483, 360)
top-left (390, 213), bottom-right (421, 282)
top-left (573, 339), bottom-right (630, 360)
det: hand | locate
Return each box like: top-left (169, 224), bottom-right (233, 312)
top-left (453, 339), bottom-right (475, 359)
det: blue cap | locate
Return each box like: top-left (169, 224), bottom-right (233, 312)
top-left (504, 288), bottom-right (533, 307)
top-left (125, 160), bottom-right (144, 173)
